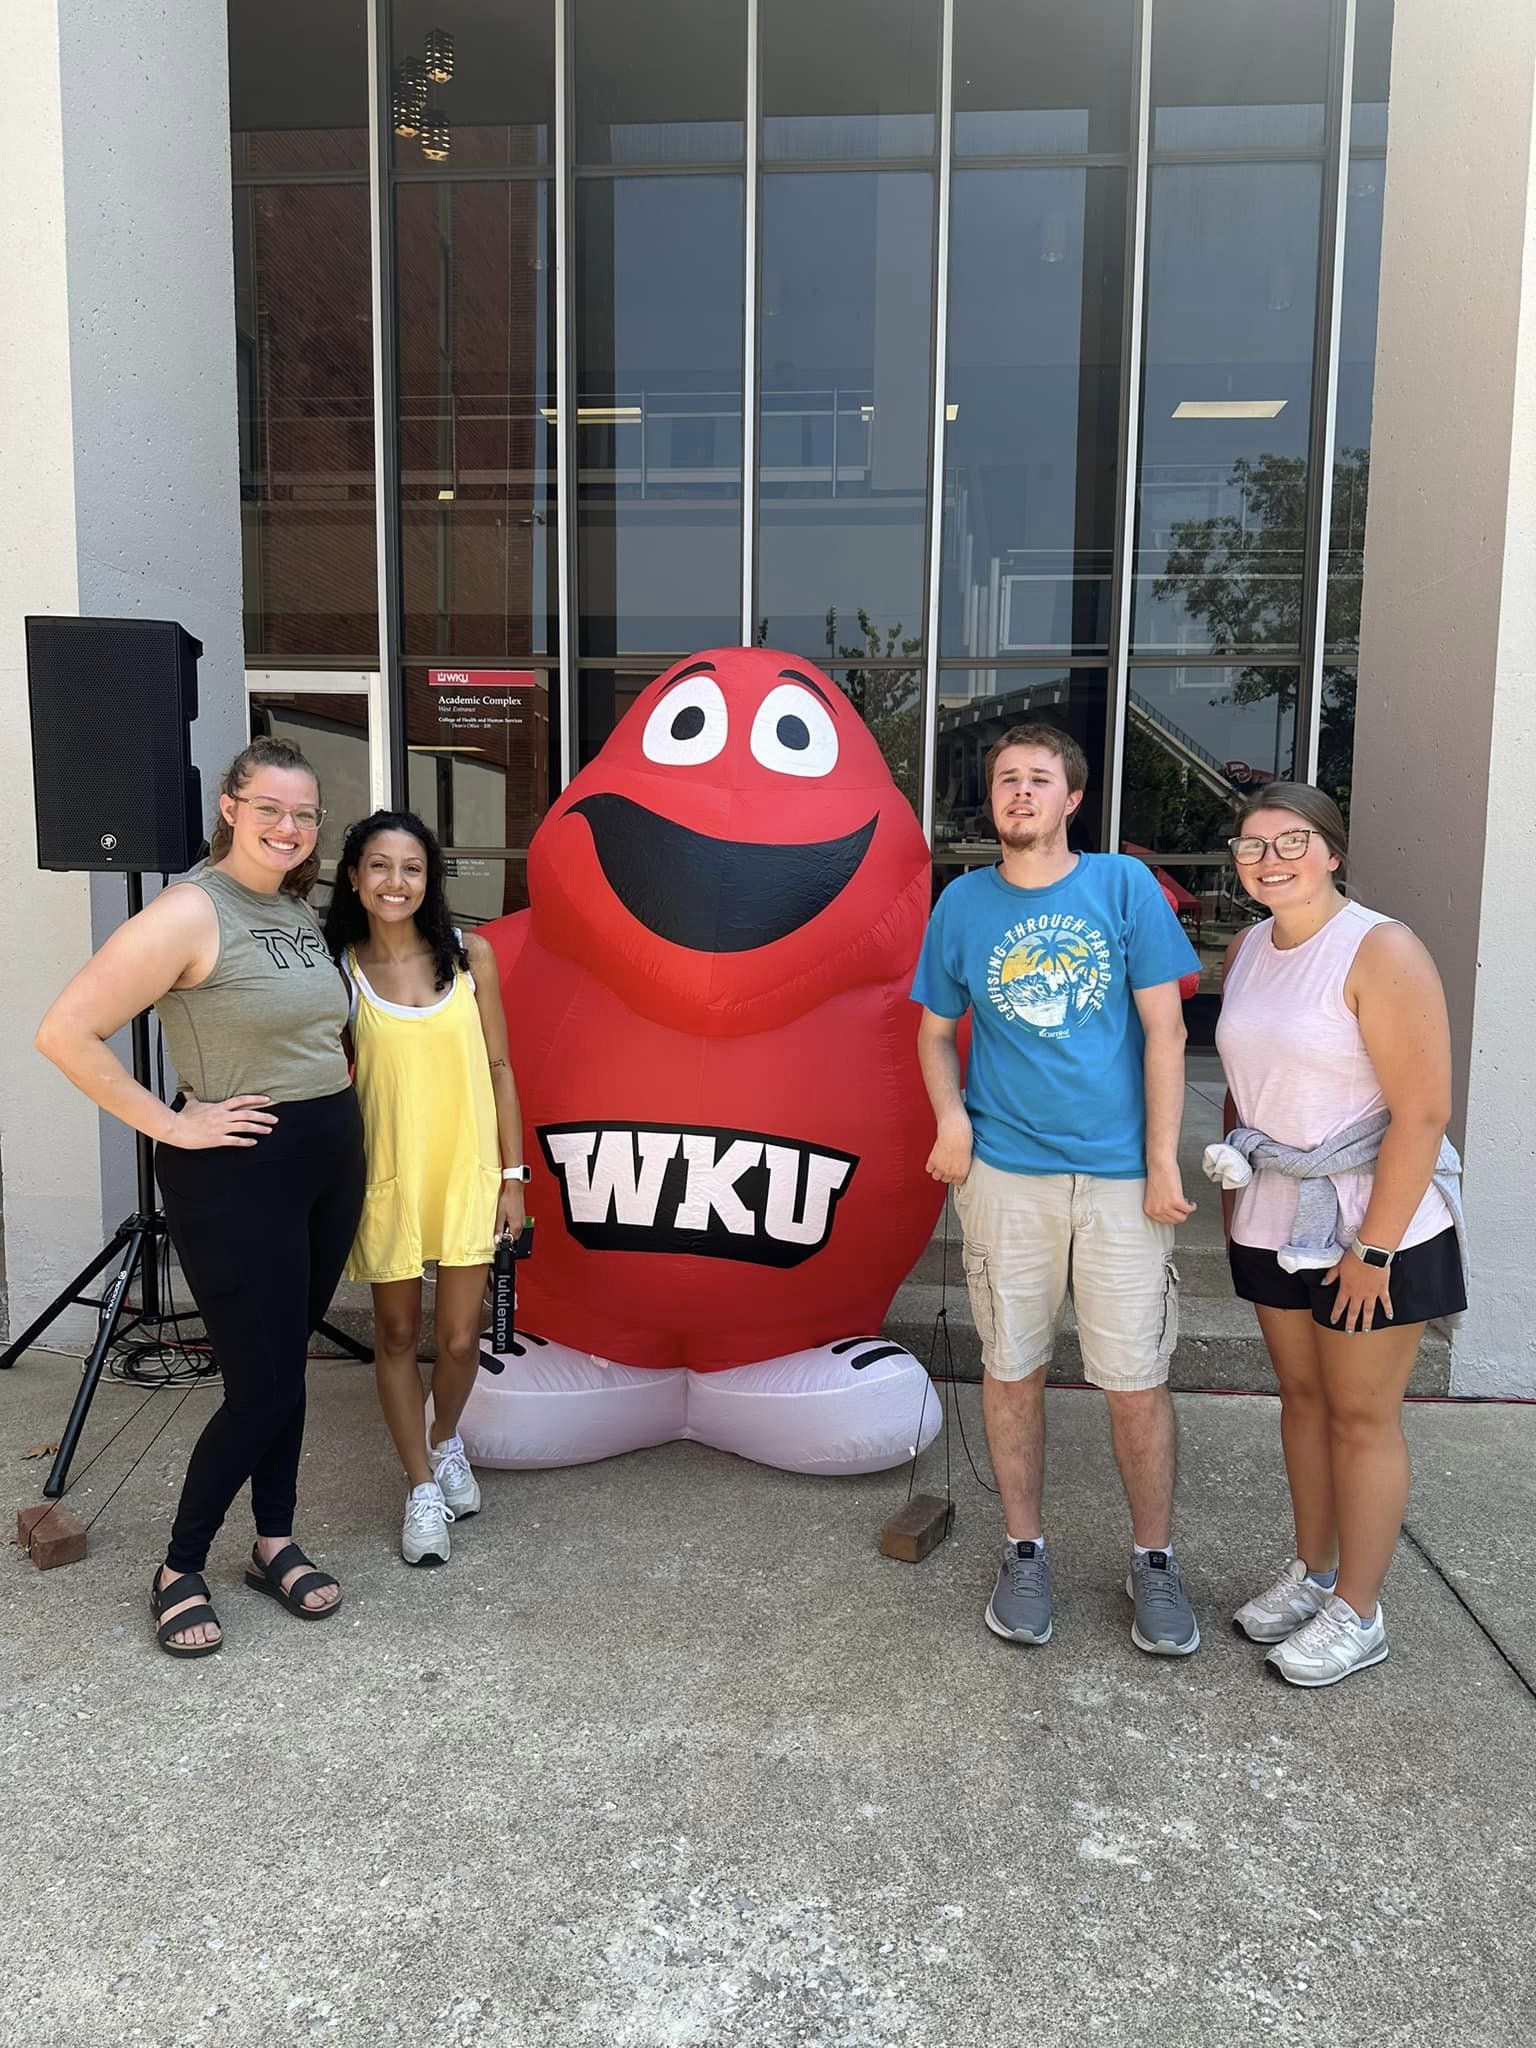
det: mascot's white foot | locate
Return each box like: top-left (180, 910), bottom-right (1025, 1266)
top-left (459, 1333), bottom-right (686, 1470)
top-left (458, 1332), bottom-right (942, 1476)
top-left (682, 1339), bottom-right (943, 1476)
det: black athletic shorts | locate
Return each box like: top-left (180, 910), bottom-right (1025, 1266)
top-left (1228, 1225), bottom-right (1465, 1329)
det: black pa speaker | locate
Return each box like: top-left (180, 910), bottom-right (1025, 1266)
top-left (25, 616), bottom-right (204, 873)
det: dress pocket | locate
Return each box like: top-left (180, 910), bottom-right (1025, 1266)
top-left (474, 1163), bottom-right (504, 1257)
top-left (349, 1176), bottom-right (415, 1280)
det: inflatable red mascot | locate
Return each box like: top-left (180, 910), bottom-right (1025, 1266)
top-left (457, 647), bottom-right (946, 1474)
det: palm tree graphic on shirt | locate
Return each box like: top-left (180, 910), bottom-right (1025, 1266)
top-left (995, 929), bottom-right (1108, 1035)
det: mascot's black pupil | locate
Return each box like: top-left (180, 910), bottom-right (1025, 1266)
top-left (671, 704), bottom-right (706, 742)
top-left (777, 715), bottom-right (810, 752)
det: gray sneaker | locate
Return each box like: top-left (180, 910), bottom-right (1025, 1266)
top-left (985, 1540), bottom-right (1053, 1645)
top-left (1125, 1550), bottom-right (1200, 1656)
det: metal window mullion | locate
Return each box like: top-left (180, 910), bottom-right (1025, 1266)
top-left (1297, 0), bottom-right (1356, 785)
top-left (366, 0), bottom-right (403, 804)
top-left (392, 165), bottom-right (551, 183)
top-left (919, 0), bottom-right (955, 845)
top-left (752, 155), bottom-right (939, 174)
top-left (555, 0), bottom-right (577, 785)
top-left (741, 0), bottom-right (761, 644)
top-left (1103, 0), bottom-right (1154, 853)
top-left (571, 160), bottom-right (747, 178)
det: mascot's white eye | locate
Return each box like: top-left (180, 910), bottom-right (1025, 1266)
top-left (749, 684), bottom-right (839, 778)
top-left (641, 675), bottom-right (728, 766)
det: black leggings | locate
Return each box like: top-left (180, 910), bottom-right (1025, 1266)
top-left (156, 1088), bottom-right (365, 1574)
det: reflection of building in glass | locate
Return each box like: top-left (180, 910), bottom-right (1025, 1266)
top-left (937, 672), bottom-right (1105, 852)
top-left (222, 0), bottom-right (1393, 927)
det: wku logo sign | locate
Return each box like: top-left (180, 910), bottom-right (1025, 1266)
top-left (537, 1121), bottom-right (859, 1268)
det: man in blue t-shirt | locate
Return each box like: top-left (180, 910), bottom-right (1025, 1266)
top-left (912, 723), bottom-right (1203, 1657)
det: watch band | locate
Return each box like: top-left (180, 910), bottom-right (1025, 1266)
top-left (1350, 1236), bottom-right (1393, 1269)
top-left (501, 1165), bottom-right (531, 1183)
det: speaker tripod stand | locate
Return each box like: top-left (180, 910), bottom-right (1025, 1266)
top-left (0, 873), bottom-right (373, 1498)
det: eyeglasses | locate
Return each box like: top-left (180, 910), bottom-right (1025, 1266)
top-left (231, 796), bottom-right (325, 832)
top-left (1228, 829), bottom-right (1317, 865)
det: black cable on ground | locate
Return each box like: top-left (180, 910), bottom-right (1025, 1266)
top-left (16, 1378), bottom-right (198, 1557)
top-left (65, 1386), bottom-right (199, 1540)
top-left (905, 1191), bottom-right (998, 1506)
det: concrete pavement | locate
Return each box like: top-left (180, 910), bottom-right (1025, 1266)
top-left (2, 1352), bottom-right (1533, 2048)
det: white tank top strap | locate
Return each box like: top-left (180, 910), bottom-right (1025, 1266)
top-left (344, 935), bottom-right (476, 1025)
top-left (347, 946), bottom-right (461, 1022)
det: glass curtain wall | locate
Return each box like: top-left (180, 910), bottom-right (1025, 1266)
top-left (1119, 0), bottom-right (1356, 988)
top-left (386, 1), bottom-right (557, 920)
top-left (228, 0), bottom-right (1390, 921)
top-left (936, 0), bottom-right (1138, 867)
top-left (573, 0), bottom-right (748, 757)
top-left (753, 0), bottom-right (941, 815)
top-left (230, 0), bottom-right (378, 669)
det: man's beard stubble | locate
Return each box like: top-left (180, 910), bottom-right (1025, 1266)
top-left (996, 810), bottom-right (1069, 855)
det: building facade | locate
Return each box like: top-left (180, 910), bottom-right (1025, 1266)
top-left (230, 0), bottom-right (1391, 958)
top-left (4, 0), bottom-right (1535, 1390)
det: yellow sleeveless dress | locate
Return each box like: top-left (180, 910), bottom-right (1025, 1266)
top-left (345, 948), bottom-right (500, 1283)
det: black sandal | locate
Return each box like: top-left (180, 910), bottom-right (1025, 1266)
top-left (243, 1542), bottom-right (342, 1620)
top-left (150, 1568), bottom-right (223, 1659)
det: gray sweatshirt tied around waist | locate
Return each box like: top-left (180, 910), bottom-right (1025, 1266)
top-left (1205, 1107), bottom-right (1468, 1290)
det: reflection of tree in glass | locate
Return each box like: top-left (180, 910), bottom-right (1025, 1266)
top-left (827, 606), bottom-right (922, 815)
top-left (1120, 720), bottom-right (1233, 855)
top-left (1153, 449), bottom-right (1366, 819)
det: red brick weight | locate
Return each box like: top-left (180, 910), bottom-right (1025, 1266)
top-left (879, 1493), bottom-right (953, 1563)
top-left (17, 1503), bottom-right (88, 1570)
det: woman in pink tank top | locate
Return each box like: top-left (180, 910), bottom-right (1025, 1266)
top-left (1213, 783), bottom-right (1463, 1689)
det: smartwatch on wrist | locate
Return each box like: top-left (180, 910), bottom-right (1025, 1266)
top-left (501, 1164), bottom-right (531, 1183)
top-left (1350, 1236), bottom-right (1393, 1269)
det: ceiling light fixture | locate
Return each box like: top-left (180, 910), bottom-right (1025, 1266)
top-left (424, 28), bottom-right (455, 82)
top-left (420, 105), bottom-right (451, 161)
top-left (1172, 399), bottom-right (1288, 420)
top-left (392, 61), bottom-right (426, 137)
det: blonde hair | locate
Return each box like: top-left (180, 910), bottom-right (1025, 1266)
top-left (1234, 780), bottom-right (1348, 880)
top-left (207, 737), bottom-right (322, 897)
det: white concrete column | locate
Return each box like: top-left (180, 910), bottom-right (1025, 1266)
top-left (1351, 0), bottom-right (1536, 1392)
top-left (0, 2), bottom-right (246, 1341)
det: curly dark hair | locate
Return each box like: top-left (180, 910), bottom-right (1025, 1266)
top-left (323, 810), bottom-right (469, 992)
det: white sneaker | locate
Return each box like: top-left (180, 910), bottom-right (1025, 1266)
top-left (401, 1482), bottom-right (455, 1567)
top-left (1266, 1595), bottom-right (1388, 1688)
top-left (428, 1433), bottom-right (481, 1519)
top-left (1234, 1558), bottom-right (1331, 1643)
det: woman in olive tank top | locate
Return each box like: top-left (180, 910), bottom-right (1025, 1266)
top-left (36, 738), bottom-right (365, 1658)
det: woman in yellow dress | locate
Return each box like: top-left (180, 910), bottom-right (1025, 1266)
top-left (324, 811), bottom-right (527, 1565)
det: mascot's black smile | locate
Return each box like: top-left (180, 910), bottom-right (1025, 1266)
top-left (570, 793), bottom-right (877, 952)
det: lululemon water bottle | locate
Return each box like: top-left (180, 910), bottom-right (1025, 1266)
top-left (491, 1218), bottom-right (535, 1354)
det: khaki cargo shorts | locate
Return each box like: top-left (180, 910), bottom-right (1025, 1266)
top-left (952, 1156), bottom-right (1179, 1394)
